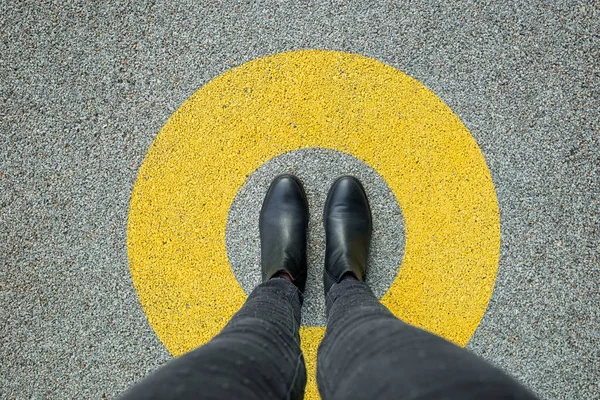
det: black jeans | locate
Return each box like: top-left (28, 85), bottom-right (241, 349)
top-left (121, 278), bottom-right (538, 400)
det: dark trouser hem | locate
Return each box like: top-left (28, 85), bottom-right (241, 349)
top-left (317, 279), bottom-right (539, 400)
top-left (120, 278), bottom-right (306, 400)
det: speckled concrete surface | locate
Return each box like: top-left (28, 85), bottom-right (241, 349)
top-left (1, 1), bottom-right (598, 399)
top-left (125, 49), bottom-right (498, 399)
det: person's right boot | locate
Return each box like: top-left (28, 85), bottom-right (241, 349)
top-left (323, 176), bottom-right (372, 296)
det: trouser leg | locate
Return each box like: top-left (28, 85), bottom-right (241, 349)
top-left (317, 279), bottom-right (538, 400)
top-left (121, 278), bottom-right (306, 400)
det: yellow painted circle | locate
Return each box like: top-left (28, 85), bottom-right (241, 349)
top-left (128, 50), bottom-right (500, 399)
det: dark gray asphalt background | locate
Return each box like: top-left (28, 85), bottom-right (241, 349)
top-left (1, 1), bottom-right (598, 398)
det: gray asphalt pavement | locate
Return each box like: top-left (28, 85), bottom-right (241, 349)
top-left (1, 1), bottom-right (598, 399)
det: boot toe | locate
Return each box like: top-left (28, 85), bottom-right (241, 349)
top-left (323, 176), bottom-right (372, 295)
top-left (259, 175), bottom-right (308, 291)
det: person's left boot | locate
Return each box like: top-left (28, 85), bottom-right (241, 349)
top-left (259, 174), bottom-right (308, 292)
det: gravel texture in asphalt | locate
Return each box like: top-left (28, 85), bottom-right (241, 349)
top-left (1, 1), bottom-right (598, 399)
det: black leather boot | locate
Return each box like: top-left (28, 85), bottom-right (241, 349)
top-left (259, 174), bottom-right (308, 292)
top-left (323, 176), bottom-right (372, 295)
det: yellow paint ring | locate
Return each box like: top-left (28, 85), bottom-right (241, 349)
top-left (127, 50), bottom-right (500, 399)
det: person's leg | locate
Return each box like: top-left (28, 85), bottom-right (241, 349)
top-left (121, 174), bottom-right (310, 399)
top-left (317, 277), bottom-right (539, 400)
top-left (121, 277), bottom-right (305, 400)
top-left (317, 175), bottom-right (538, 399)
